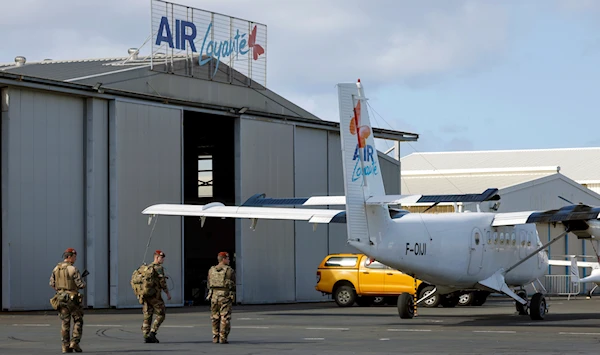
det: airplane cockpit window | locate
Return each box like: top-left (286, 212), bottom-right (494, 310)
top-left (325, 257), bottom-right (358, 267)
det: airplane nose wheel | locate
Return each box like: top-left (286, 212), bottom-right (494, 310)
top-left (398, 293), bottom-right (414, 319)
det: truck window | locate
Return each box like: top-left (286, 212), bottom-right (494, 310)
top-left (324, 256), bottom-right (358, 267)
top-left (364, 259), bottom-right (386, 269)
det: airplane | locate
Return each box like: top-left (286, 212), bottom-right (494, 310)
top-left (142, 79), bottom-right (600, 321)
top-left (549, 254), bottom-right (600, 297)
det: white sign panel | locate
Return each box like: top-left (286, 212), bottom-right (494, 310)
top-left (151, 0), bottom-right (267, 87)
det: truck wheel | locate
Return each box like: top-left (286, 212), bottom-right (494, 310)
top-left (334, 285), bottom-right (357, 307)
top-left (471, 291), bottom-right (489, 306)
top-left (398, 293), bottom-right (414, 319)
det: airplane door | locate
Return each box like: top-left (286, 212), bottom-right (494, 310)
top-left (467, 228), bottom-right (484, 275)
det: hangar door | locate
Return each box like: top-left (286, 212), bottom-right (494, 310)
top-left (2, 88), bottom-right (85, 310)
top-left (109, 101), bottom-right (183, 308)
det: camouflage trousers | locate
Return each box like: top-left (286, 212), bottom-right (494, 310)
top-left (58, 299), bottom-right (84, 345)
top-left (142, 295), bottom-right (165, 336)
top-left (210, 293), bottom-right (233, 341)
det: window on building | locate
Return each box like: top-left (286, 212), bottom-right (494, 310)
top-left (198, 155), bottom-right (213, 198)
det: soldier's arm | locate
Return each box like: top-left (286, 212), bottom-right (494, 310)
top-left (49, 268), bottom-right (56, 290)
top-left (228, 268), bottom-right (236, 292)
top-left (73, 267), bottom-right (86, 289)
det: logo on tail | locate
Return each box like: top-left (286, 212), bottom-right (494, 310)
top-left (350, 100), bottom-right (378, 182)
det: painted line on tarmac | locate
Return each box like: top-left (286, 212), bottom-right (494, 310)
top-left (473, 330), bottom-right (516, 334)
top-left (162, 325), bottom-right (194, 328)
top-left (387, 328), bottom-right (431, 332)
top-left (559, 332), bottom-right (600, 335)
top-left (379, 338), bottom-right (390, 341)
top-left (238, 317), bottom-right (264, 320)
top-left (232, 326), bottom-right (270, 329)
top-left (12, 324), bottom-right (50, 327)
top-left (306, 327), bottom-right (349, 331)
top-left (303, 338), bottom-right (325, 340)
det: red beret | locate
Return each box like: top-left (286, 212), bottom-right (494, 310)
top-left (65, 248), bottom-right (77, 254)
top-left (155, 250), bottom-right (165, 257)
top-left (218, 252), bottom-right (229, 258)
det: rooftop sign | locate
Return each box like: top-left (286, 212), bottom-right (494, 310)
top-left (151, 0), bottom-right (267, 87)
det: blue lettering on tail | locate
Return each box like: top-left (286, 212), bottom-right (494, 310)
top-left (351, 144), bottom-right (378, 183)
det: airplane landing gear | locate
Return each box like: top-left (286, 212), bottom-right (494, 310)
top-left (529, 293), bottom-right (547, 320)
top-left (398, 293), bottom-right (414, 319)
top-left (515, 290), bottom-right (528, 315)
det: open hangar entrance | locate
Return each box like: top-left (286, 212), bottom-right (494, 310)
top-left (183, 110), bottom-right (236, 305)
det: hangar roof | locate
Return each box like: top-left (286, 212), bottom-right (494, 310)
top-left (400, 147), bottom-right (600, 195)
top-left (0, 54), bottom-right (418, 143)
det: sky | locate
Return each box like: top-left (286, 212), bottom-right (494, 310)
top-left (1, 0), bottom-right (599, 157)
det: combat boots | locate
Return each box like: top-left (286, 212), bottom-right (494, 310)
top-left (144, 331), bottom-right (159, 343)
top-left (69, 342), bottom-right (82, 352)
top-left (212, 335), bottom-right (219, 343)
top-left (61, 343), bottom-right (73, 353)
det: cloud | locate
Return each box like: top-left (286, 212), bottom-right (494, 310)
top-left (0, 0), bottom-right (510, 91)
top-left (555, 0), bottom-right (600, 12)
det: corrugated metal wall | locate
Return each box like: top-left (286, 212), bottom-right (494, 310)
top-left (238, 119), bottom-right (296, 303)
top-left (85, 98), bottom-right (109, 308)
top-left (293, 127), bottom-right (329, 301)
top-left (109, 101), bottom-right (183, 308)
top-left (2, 89), bottom-right (85, 310)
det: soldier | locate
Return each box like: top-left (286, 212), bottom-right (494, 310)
top-left (49, 248), bottom-right (86, 353)
top-left (142, 250), bottom-right (171, 343)
top-left (207, 251), bottom-right (236, 344)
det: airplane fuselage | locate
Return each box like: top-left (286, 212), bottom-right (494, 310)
top-left (351, 212), bottom-right (548, 292)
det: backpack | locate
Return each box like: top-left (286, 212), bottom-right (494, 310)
top-left (130, 264), bottom-right (158, 303)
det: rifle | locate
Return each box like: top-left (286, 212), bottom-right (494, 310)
top-left (81, 270), bottom-right (90, 278)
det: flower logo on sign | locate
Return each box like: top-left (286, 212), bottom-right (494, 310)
top-left (248, 25), bottom-right (265, 60)
top-left (350, 100), bottom-right (371, 148)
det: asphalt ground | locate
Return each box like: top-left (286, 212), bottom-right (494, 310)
top-left (1, 296), bottom-right (600, 354)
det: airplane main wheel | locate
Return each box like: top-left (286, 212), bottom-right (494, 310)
top-left (398, 293), bottom-right (414, 319)
top-left (515, 290), bottom-right (528, 315)
top-left (458, 292), bottom-right (474, 306)
top-left (419, 286), bottom-right (440, 308)
top-left (529, 293), bottom-right (547, 320)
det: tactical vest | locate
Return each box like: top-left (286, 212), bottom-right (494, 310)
top-left (54, 262), bottom-right (77, 291)
top-left (208, 266), bottom-right (231, 289)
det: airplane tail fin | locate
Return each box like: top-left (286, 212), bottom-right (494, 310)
top-left (338, 79), bottom-right (390, 246)
top-left (569, 256), bottom-right (580, 283)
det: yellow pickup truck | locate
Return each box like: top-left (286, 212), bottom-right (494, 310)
top-left (316, 253), bottom-right (490, 307)
top-left (315, 253), bottom-right (433, 307)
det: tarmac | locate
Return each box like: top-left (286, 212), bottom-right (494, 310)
top-left (1, 296), bottom-right (600, 354)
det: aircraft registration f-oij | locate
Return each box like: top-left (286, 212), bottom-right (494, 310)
top-left (142, 79), bottom-right (600, 321)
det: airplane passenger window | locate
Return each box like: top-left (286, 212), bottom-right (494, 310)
top-left (474, 231), bottom-right (480, 245)
top-left (511, 233), bottom-right (516, 246)
top-left (487, 231), bottom-right (492, 244)
top-left (520, 230), bottom-right (526, 246)
top-left (494, 232), bottom-right (498, 244)
top-left (500, 233), bottom-right (505, 245)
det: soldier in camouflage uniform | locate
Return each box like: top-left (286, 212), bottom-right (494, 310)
top-left (49, 248), bottom-right (86, 353)
top-left (142, 250), bottom-right (171, 343)
top-left (207, 251), bottom-right (236, 344)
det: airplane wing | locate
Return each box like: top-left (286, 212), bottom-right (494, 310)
top-left (492, 204), bottom-right (600, 238)
top-left (548, 259), bottom-right (599, 268)
top-left (142, 203), bottom-right (346, 224)
top-left (241, 189), bottom-right (500, 207)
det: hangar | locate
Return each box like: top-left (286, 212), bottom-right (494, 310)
top-left (0, 2), bottom-right (418, 311)
top-left (400, 148), bottom-right (600, 290)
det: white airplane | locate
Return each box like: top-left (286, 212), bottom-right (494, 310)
top-left (549, 254), bottom-right (600, 297)
top-left (142, 79), bottom-right (600, 321)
